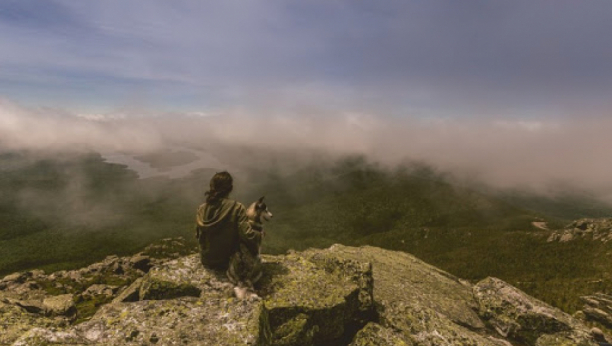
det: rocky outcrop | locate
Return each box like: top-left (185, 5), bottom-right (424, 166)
top-left (548, 218), bottom-right (612, 243)
top-left (474, 277), bottom-right (596, 346)
top-left (42, 294), bottom-right (77, 318)
top-left (579, 293), bottom-right (612, 329)
top-left (349, 322), bottom-right (410, 346)
top-left (301, 244), bottom-right (507, 346)
top-left (6, 247), bottom-right (373, 345)
top-left (1, 243), bottom-right (606, 346)
top-left (0, 238), bottom-right (189, 343)
top-left (0, 295), bottom-right (71, 345)
top-left (13, 295), bottom-right (269, 346)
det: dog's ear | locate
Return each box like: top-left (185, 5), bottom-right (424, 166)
top-left (258, 196), bottom-right (265, 203)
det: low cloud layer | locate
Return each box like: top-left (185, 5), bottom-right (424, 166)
top-left (2, 99), bottom-right (612, 202)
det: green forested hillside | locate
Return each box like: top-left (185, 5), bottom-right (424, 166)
top-left (0, 151), bottom-right (203, 274)
top-left (1, 151), bottom-right (612, 314)
top-left (234, 156), bottom-right (612, 313)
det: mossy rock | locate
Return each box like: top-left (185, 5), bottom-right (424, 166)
top-left (42, 294), bottom-right (76, 318)
top-left (535, 333), bottom-right (595, 346)
top-left (271, 313), bottom-right (317, 346)
top-left (260, 249), bottom-right (374, 345)
top-left (113, 277), bottom-right (143, 303)
top-left (474, 277), bottom-right (597, 346)
top-left (80, 298), bottom-right (270, 345)
top-left (302, 245), bottom-right (510, 346)
top-left (0, 299), bottom-right (68, 345)
top-left (6, 244), bottom-right (603, 346)
top-left (17, 298), bottom-right (270, 345)
top-left (382, 300), bottom-right (509, 346)
top-left (137, 255), bottom-right (211, 300)
top-left (139, 277), bottom-right (201, 300)
top-left (349, 322), bottom-right (412, 346)
top-left (12, 327), bottom-right (89, 346)
top-left (301, 244), bottom-right (484, 331)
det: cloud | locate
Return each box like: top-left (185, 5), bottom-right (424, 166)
top-left (0, 99), bottom-right (163, 152)
top-left (2, 99), bottom-right (612, 201)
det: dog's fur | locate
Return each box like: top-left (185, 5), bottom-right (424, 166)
top-left (245, 196), bottom-right (273, 241)
top-left (233, 196), bottom-right (272, 300)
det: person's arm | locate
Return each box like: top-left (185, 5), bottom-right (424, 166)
top-left (195, 205), bottom-right (206, 239)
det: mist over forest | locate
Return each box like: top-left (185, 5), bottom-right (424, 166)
top-left (2, 99), bottom-right (612, 201)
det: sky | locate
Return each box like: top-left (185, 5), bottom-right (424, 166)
top-left (2, 1), bottom-right (612, 200)
top-left (1, 0), bottom-right (612, 116)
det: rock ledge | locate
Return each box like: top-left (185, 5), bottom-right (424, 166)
top-left (1, 243), bottom-right (607, 346)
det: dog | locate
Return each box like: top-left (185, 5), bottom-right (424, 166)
top-left (231, 196), bottom-right (272, 299)
top-left (245, 196), bottom-right (273, 241)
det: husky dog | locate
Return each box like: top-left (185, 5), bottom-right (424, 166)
top-left (230, 196), bottom-right (273, 299)
top-left (245, 196), bottom-right (273, 241)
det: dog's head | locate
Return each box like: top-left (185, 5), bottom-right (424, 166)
top-left (246, 196), bottom-right (273, 223)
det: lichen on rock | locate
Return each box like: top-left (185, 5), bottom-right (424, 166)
top-left (474, 277), bottom-right (597, 346)
top-left (42, 294), bottom-right (76, 318)
top-left (270, 313), bottom-right (316, 346)
top-left (0, 298), bottom-right (69, 345)
top-left (580, 293), bottom-right (612, 330)
top-left (349, 322), bottom-right (412, 346)
top-left (1, 243), bottom-right (606, 346)
top-left (259, 249), bottom-right (374, 345)
top-left (304, 244), bottom-right (485, 331)
top-left (137, 255), bottom-right (208, 300)
top-left (381, 300), bottom-right (509, 346)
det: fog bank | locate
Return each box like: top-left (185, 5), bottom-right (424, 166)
top-left (1, 99), bottom-right (611, 201)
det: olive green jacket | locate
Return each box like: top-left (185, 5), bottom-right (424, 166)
top-left (196, 198), bottom-right (262, 269)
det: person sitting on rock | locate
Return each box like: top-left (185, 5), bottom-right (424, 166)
top-left (195, 171), bottom-right (263, 299)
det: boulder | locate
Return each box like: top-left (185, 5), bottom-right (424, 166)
top-left (129, 254), bottom-right (153, 272)
top-left (581, 293), bottom-right (612, 329)
top-left (260, 249), bottom-right (374, 344)
top-left (474, 277), bottom-right (596, 346)
top-left (14, 299), bottom-right (44, 314)
top-left (590, 327), bottom-right (610, 344)
top-left (42, 294), bottom-right (76, 318)
top-left (297, 244), bottom-right (503, 346)
top-left (263, 312), bottom-right (314, 346)
top-left (71, 297), bottom-right (269, 346)
top-left (111, 261), bottom-right (124, 274)
top-left (2, 272), bottom-right (26, 284)
top-left (302, 244), bottom-right (485, 331)
top-left (66, 271), bottom-right (83, 282)
top-left (349, 322), bottom-right (412, 346)
top-left (0, 296), bottom-right (68, 345)
top-left (137, 255), bottom-right (207, 300)
top-left (113, 278), bottom-right (143, 303)
top-left (81, 284), bottom-right (118, 299)
top-left (535, 333), bottom-right (591, 346)
top-left (28, 270), bottom-right (45, 279)
top-left (381, 300), bottom-right (509, 346)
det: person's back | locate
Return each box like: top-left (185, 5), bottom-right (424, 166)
top-left (195, 171), bottom-right (263, 278)
top-left (196, 197), bottom-right (241, 270)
